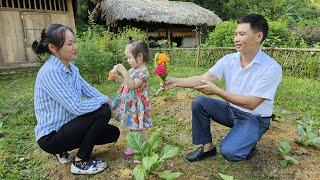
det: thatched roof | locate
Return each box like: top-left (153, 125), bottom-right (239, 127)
top-left (94, 0), bottom-right (222, 26)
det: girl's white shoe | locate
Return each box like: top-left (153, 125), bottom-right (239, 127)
top-left (55, 152), bottom-right (72, 164)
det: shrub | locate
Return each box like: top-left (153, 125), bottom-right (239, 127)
top-left (204, 21), bottom-right (237, 47)
top-left (76, 28), bottom-right (114, 84)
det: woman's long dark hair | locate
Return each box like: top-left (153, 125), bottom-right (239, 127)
top-left (32, 24), bottom-right (74, 55)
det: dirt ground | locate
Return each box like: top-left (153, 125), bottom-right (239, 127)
top-left (42, 92), bottom-right (320, 180)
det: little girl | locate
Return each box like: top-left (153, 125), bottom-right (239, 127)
top-left (110, 40), bottom-right (152, 157)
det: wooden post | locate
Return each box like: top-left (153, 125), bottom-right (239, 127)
top-left (167, 27), bottom-right (171, 48)
top-left (196, 26), bottom-right (201, 67)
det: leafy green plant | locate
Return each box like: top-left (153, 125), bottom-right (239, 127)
top-left (277, 140), bottom-right (299, 168)
top-left (298, 114), bottom-right (320, 131)
top-left (296, 124), bottom-right (320, 148)
top-left (272, 106), bottom-right (284, 121)
top-left (295, 114), bottom-right (320, 148)
top-left (126, 130), bottom-right (181, 180)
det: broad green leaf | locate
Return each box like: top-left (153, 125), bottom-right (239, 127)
top-left (147, 130), bottom-right (161, 154)
top-left (279, 160), bottom-right (288, 169)
top-left (126, 132), bottom-right (147, 161)
top-left (284, 155), bottom-right (299, 164)
top-left (303, 114), bottom-right (313, 122)
top-left (159, 145), bottom-right (179, 162)
top-left (142, 154), bottom-right (159, 174)
top-left (279, 140), bottom-right (291, 155)
top-left (133, 165), bottom-right (146, 180)
top-left (312, 137), bottom-right (320, 146)
top-left (158, 171), bottom-right (182, 180)
top-left (218, 173), bottom-right (234, 180)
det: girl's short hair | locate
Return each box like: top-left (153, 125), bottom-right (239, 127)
top-left (128, 40), bottom-right (150, 62)
top-left (32, 24), bottom-right (74, 55)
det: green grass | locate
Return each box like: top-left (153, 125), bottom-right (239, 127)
top-left (0, 66), bottom-right (319, 179)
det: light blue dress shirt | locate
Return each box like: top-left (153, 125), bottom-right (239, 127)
top-left (34, 55), bottom-right (108, 140)
top-left (209, 49), bottom-right (282, 117)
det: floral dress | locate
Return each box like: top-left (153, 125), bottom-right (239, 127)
top-left (111, 69), bottom-right (152, 130)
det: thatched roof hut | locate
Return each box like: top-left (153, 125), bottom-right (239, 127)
top-left (93, 0), bottom-right (222, 47)
top-left (97, 0), bottom-right (221, 26)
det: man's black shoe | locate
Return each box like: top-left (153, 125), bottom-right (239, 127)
top-left (186, 146), bottom-right (217, 162)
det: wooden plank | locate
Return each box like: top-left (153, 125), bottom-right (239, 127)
top-left (25, 47), bottom-right (36, 62)
top-left (17, 0), bottom-right (20, 8)
top-left (2, 11), bottom-right (14, 63)
top-left (0, 12), bottom-right (5, 64)
top-left (12, 12), bottom-right (26, 62)
top-left (23, 0), bottom-right (26, 9)
top-left (67, 0), bottom-right (75, 31)
top-left (28, 0), bottom-right (31, 9)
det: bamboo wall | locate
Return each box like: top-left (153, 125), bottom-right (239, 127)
top-left (0, 0), bottom-right (75, 69)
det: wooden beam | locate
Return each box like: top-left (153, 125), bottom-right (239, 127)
top-left (17, 0), bottom-right (20, 8)
top-left (58, 0), bottom-right (62, 11)
top-left (49, 0), bottom-right (52, 10)
top-left (53, 0), bottom-right (56, 10)
top-left (44, 0), bottom-right (47, 10)
top-left (62, 0), bottom-right (65, 11)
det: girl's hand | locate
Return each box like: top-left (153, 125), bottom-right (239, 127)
top-left (115, 64), bottom-right (128, 77)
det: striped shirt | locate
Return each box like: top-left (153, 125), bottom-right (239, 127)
top-left (34, 55), bottom-right (108, 140)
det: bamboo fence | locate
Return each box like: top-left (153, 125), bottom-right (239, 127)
top-left (150, 47), bottom-right (320, 79)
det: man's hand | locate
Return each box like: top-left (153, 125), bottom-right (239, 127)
top-left (194, 80), bottom-right (221, 95)
top-left (163, 77), bottom-right (178, 89)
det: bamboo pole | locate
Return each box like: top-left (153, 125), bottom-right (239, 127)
top-left (195, 26), bottom-right (201, 67)
top-left (167, 27), bottom-right (171, 48)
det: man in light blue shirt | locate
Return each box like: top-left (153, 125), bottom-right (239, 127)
top-left (164, 14), bottom-right (282, 162)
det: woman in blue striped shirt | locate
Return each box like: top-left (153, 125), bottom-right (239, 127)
top-left (33, 24), bottom-right (120, 175)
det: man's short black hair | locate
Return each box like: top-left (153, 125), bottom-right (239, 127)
top-left (237, 14), bottom-right (269, 43)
